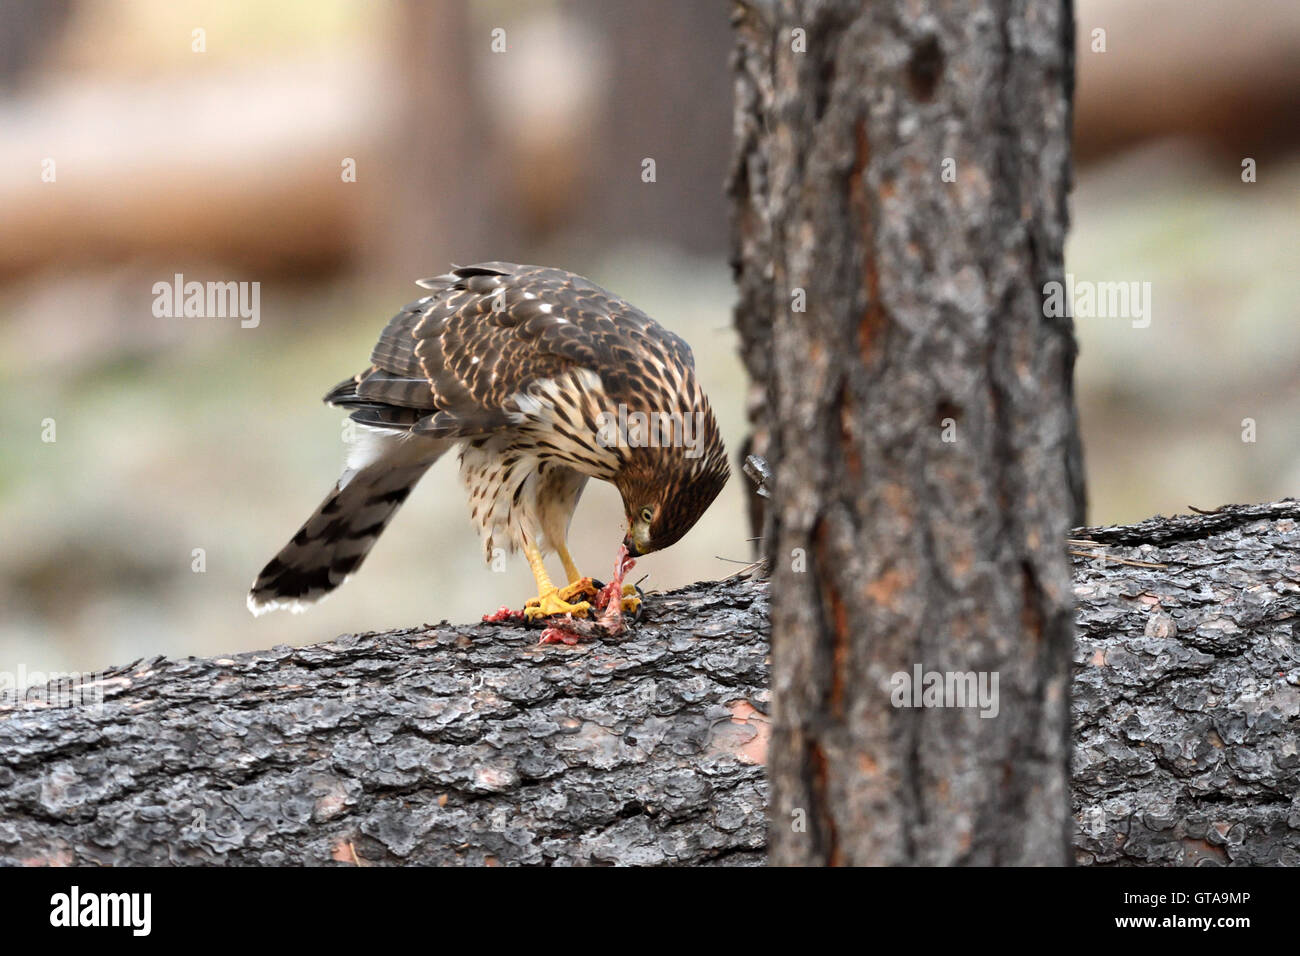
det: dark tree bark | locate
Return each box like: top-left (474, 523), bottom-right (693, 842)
top-left (2, 503), bottom-right (1297, 865)
top-left (0, 579), bottom-right (770, 867)
top-left (730, 0), bottom-right (1085, 864)
top-left (1070, 502), bottom-right (1300, 866)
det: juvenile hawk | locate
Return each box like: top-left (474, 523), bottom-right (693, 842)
top-left (248, 263), bottom-right (730, 622)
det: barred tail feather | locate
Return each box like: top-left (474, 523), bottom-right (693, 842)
top-left (247, 431), bottom-right (449, 615)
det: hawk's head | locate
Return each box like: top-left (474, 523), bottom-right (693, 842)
top-left (614, 412), bottom-right (730, 557)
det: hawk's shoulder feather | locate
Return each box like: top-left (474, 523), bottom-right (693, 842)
top-left (333, 263), bottom-right (698, 439)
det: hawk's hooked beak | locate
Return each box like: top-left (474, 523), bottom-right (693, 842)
top-left (623, 516), bottom-right (650, 557)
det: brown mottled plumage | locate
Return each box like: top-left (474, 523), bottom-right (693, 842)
top-left (248, 263), bottom-right (729, 618)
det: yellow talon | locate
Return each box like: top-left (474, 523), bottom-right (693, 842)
top-left (557, 577), bottom-right (600, 604)
top-left (520, 542), bottom-right (589, 619)
top-left (524, 588), bottom-right (591, 620)
top-left (620, 583), bottom-right (641, 615)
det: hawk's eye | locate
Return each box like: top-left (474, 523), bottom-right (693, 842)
top-left (640, 507), bottom-right (654, 524)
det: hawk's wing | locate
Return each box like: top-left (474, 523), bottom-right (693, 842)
top-left (326, 263), bottom-right (696, 438)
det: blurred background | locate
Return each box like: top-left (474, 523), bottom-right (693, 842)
top-left (2, 0), bottom-right (1297, 679)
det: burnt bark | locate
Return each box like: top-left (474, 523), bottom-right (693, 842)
top-left (730, 0), bottom-right (1085, 865)
top-left (1, 502), bottom-right (1297, 866)
top-left (0, 579), bottom-right (769, 866)
top-left (1070, 502), bottom-right (1300, 865)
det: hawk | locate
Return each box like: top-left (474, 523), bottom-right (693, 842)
top-left (247, 263), bottom-right (730, 629)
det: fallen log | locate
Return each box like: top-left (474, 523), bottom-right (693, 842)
top-left (2, 501), bottom-right (1297, 865)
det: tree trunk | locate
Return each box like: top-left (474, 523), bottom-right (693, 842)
top-left (2, 502), bottom-right (1297, 865)
top-left (731, 0), bottom-right (1085, 864)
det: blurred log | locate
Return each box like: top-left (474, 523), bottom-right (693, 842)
top-left (0, 56), bottom-right (384, 279)
top-left (4, 0), bottom-right (1297, 278)
top-left (1074, 0), bottom-right (1300, 164)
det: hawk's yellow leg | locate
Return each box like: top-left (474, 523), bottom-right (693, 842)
top-left (557, 544), bottom-right (583, 586)
top-left (554, 542), bottom-right (600, 605)
top-left (524, 543), bottom-right (591, 620)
